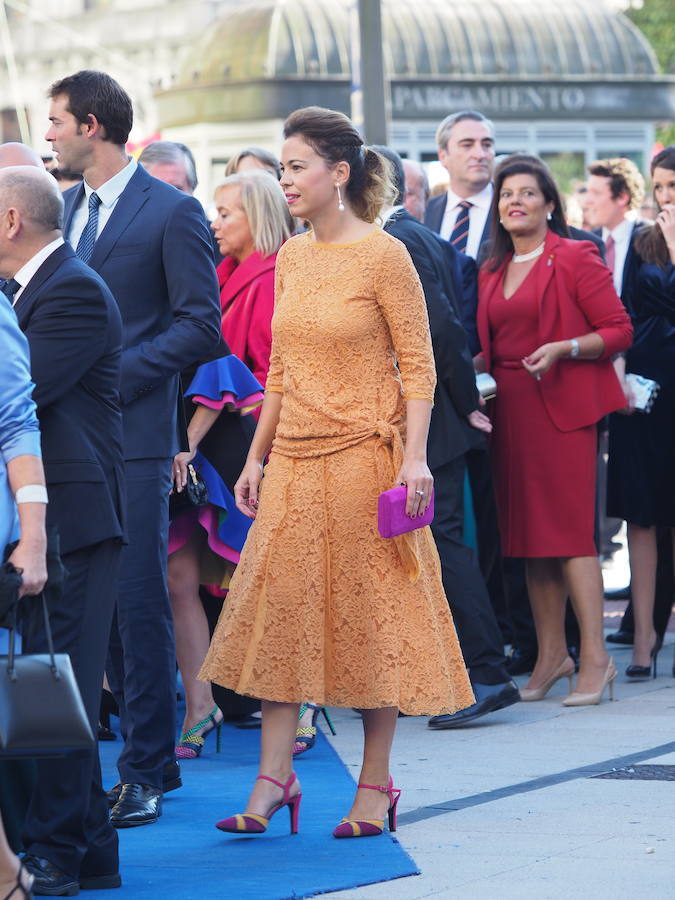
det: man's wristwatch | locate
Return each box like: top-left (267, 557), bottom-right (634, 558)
top-left (569, 338), bottom-right (580, 359)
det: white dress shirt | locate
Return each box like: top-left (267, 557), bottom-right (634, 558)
top-left (439, 182), bottom-right (493, 260)
top-left (11, 237), bottom-right (65, 306)
top-left (601, 213), bottom-right (636, 296)
top-left (68, 158), bottom-right (138, 249)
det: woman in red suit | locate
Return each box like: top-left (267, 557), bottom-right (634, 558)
top-left (214, 170), bottom-right (293, 392)
top-left (477, 155), bottom-right (633, 706)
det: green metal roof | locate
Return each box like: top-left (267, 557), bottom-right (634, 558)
top-left (177, 0), bottom-right (658, 86)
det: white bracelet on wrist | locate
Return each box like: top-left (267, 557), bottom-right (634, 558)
top-left (569, 338), bottom-right (580, 359)
top-left (15, 484), bottom-right (48, 504)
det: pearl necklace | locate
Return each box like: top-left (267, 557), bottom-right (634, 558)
top-left (512, 242), bottom-right (545, 263)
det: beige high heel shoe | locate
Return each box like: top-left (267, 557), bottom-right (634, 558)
top-left (520, 658), bottom-right (575, 701)
top-left (562, 660), bottom-right (617, 707)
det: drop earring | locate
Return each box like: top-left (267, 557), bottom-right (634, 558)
top-left (546, 212), bottom-right (552, 221)
top-left (336, 183), bottom-right (345, 212)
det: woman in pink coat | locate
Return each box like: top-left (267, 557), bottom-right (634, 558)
top-left (215, 171), bottom-right (293, 392)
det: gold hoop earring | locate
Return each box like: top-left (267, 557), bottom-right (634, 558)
top-left (336, 183), bottom-right (345, 212)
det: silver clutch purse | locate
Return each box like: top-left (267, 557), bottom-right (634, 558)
top-left (625, 373), bottom-right (660, 413)
top-left (475, 372), bottom-right (497, 400)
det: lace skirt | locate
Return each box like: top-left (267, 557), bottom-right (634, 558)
top-left (199, 439), bottom-right (474, 715)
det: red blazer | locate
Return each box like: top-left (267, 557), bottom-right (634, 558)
top-left (217, 251), bottom-right (278, 387)
top-left (478, 230), bottom-right (633, 433)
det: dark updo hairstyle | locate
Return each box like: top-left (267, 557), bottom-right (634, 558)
top-left (282, 106), bottom-right (394, 223)
top-left (634, 146), bottom-right (675, 268)
top-left (486, 153), bottom-right (569, 271)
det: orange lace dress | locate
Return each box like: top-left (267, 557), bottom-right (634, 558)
top-left (200, 229), bottom-right (473, 715)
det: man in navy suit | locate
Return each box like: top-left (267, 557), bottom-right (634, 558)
top-left (0, 165), bottom-right (125, 894)
top-left (45, 70), bottom-right (221, 829)
top-left (377, 148), bottom-right (521, 726)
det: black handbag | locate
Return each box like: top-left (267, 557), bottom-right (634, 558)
top-left (0, 594), bottom-right (94, 757)
top-left (169, 462), bottom-right (209, 519)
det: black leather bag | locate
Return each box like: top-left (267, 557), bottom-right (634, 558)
top-left (169, 462), bottom-right (209, 519)
top-left (0, 594), bottom-right (94, 757)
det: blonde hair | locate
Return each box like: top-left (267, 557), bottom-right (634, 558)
top-left (214, 171), bottom-right (292, 258)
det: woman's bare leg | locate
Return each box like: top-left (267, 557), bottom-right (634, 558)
top-left (524, 558), bottom-right (571, 690)
top-left (563, 555), bottom-right (611, 692)
top-left (244, 700), bottom-right (301, 814)
top-left (346, 707), bottom-right (398, 821)
top-left (168, 530), bottom-right (218, 734)
top-left (627, 524), bottom-right (658, 668)
top-left (0, 815), bottom-right (31, 895)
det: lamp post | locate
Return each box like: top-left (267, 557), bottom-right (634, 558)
top-left (350, 0), bottom-right (388, 145)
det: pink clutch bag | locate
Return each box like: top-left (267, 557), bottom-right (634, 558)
top-left (377, 485), bottom-right (435, 538)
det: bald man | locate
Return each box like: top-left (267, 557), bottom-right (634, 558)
top-left (0, 166), bottom-right (125, 894)
top-left (0, 142), bottom-right (43, 168)
top-left (402, 158), bottom-right (429, 223)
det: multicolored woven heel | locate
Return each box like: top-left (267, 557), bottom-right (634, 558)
top-left (215, 772), bottom-right (302, 835)
top-left (333, 776), bottom-right (401, 838)
top-left (293, 703), bottom-right (337, 756)
top-left (175, 705), bottom-right (222, 759)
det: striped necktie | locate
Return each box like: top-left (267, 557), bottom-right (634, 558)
top-left (449, 200), bottom-right (473, 253)
top-left (76, 191), bottom-right (102, 264)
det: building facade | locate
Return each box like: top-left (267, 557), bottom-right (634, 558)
top-left (0, 0), bottom-right (672, 203)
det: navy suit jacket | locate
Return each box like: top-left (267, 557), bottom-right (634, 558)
top-left (384, 210), bottom-right (481, 469)
top-left (593, 220), bottom-right (647, 318)
top-left (14, 243), bottom-right (125, 555)
top-left (62, 166), bottom-right (221, 460)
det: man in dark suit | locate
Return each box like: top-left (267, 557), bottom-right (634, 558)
top-left (376, 147), bottom-right (519, 727)
top-left (45, 70), bottom-right (221, 829)
top-left (0, 165), bottom-right (125, 894)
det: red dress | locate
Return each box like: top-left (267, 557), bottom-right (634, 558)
top-left (488, 265), bottom-right (597, 558)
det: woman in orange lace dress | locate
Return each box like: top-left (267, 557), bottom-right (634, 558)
top-left (200, 107), bottom-right (473, 838)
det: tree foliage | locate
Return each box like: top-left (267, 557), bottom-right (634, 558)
top-left (625, 0), bottom-right (675, 146)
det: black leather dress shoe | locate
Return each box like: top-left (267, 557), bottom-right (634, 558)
top-left (23, 855), bottom-right (79, 896)
top-left (505, 649), bottom-right (536, 677)
top-left (79, 872), bottom-right (122, 890)
top-left (603, 585), bottom-right (631, 601)
top-left (107, 760), bottom-right (181, 808)
top-left (110, 784), bottom-right (162, 828)
top-left (234, 713), bottom-right (262, 729)
top-left (606, 629), bottom-right (634, 645)
top-left (428, 680), bottom-right (520, 729)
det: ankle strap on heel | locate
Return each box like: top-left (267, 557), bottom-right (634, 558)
top-left (256, 772), bottom-right (297, 803)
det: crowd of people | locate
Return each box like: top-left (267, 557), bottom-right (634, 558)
top-left (0, 67), bottom-right (673, 898)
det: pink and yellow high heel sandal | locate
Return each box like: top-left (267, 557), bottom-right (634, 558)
top-left (215, 772), bottom-right (302, 835)
top-left (333, 776), bottom-right (401, 838)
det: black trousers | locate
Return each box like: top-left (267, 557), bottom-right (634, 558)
top-left (22, 538), bottom-right (121, 879)
top-left (431, 454), bottom-right (510, 685)
top-left (106, 458), bottom-right (175, 789)
top-left (465, 445), bottom-right (509, 620)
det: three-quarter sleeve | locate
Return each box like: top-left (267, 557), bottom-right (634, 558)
top-left (0, 301), bottom-right (41, 466)
top-left (375, 238), bottom-right (437, 402)
top-left (265, 253), bottom-right (285, 393)
top-left (574, 242), bottom-right (633, 357)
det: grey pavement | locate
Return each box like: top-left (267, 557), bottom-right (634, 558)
top-left (323, 636), bottom-right (675, 900)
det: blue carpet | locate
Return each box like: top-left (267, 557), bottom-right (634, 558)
top-left (97, 721), bottom-right (419, 899)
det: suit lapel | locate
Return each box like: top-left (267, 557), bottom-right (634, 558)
top-left (63, 183), bottom-right (85, 242)
top-left (535, 231), bottom-right (561, 338)
top-left (426, 195), bottom-right (447, 234)
top-left (87, 167), bottom-right (151, 272)
top-left (14, 243), bottom-right (75, 324)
